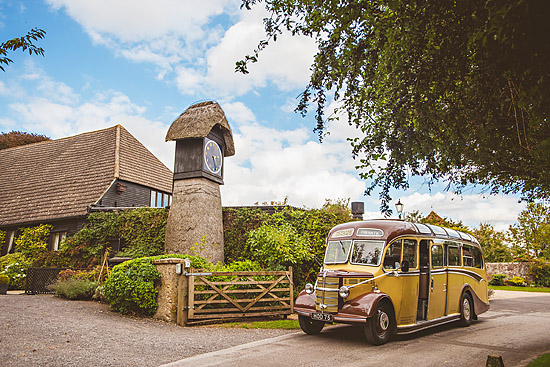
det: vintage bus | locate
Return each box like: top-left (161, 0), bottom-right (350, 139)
top-left (294, 219), bottom-right (489, 345)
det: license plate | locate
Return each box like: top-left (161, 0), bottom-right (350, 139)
top-left (311, 312), bottom-right (333, 322)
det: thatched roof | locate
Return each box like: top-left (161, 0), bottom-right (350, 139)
top-left (165, 101), bottom-right (235, 157)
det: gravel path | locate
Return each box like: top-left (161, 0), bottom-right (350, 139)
top-left (0, 293), bottom-right (298, 367)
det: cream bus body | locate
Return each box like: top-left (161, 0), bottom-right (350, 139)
top-left (294, 219), bottom-right (489, 345)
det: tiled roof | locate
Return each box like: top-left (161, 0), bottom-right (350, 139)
top-left (118, 126), bottom-right (172, 193)
top-left (0, 125), bottom-right (172, 227)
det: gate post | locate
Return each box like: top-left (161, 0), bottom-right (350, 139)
top-left (176, 270), bottom-right (189, 326)
top-left (289, 266), bottom-right (294, 313)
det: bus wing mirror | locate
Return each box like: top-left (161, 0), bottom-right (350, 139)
top-left (401, 260), bottom-right (410, 273)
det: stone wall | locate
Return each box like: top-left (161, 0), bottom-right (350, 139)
top-left (152, 258), bottom-right (185, 322)
top-left (486, 262), bottom-right (531, 281)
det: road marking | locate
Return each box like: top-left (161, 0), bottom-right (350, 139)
top-left (159, 332), bottom-right (301, 367)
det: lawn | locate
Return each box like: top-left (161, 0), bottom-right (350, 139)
top-left (489, 285), bottom-right (550, 293)
top-left (221, 319), bottom-right (300, 329)
top-left (528, 353), bottom-right (550, 367)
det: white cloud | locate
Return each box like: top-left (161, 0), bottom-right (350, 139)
top-left (220, 103), bottom-right (366, 208)
top-left (195, 7), bottom-right (317, 97)
top-left (394, 192), bottom-right (525, 231)
top-left (4, 65), bottom-right (174, 169)
top-left (0, 81), bottom-right (7, 95)
top-left (47, 0), bottom-right (317, 99)
top-left (46, 0), bottom-right (237, 42)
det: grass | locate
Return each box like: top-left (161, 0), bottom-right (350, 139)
top-left (489, 285), bottom-right (550, 293)
top-left (220, 319), bottom-right (300, 330)
top-left (528, 353), bottom-right (550, 367)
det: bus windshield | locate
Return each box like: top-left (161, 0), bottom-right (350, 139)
top-left (350, 240), bottom-right (385, 266)
top-left (324, 240), bottom-right (352, 264)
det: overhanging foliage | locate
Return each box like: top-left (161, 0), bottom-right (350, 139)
top-left (239, 0), bottom-right (550, 214)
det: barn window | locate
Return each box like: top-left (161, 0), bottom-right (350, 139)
top-left (150, 190), bottom-right (172, 208)
top-left (51, 231), bottom-right (67, 251)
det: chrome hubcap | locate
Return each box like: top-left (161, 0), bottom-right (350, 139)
top-left (463, 298), bottom-right (471, 320)
top-left (378, 310), bottom-right (390, 332)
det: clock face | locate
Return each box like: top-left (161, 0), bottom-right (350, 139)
top-left (204, 139), bottom-right (223, 175)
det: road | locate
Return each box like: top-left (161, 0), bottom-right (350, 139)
top-left (163, 290), bottom-right (550, 367)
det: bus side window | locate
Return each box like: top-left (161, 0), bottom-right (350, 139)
top-left (384, 240), bottom-right (402, 269)
top-left (473, 246), bottom-right (484, 269)
top-left (463, 245), bottom-right (474, 267)
top-left (448, 244), bottom-right (461, 266)
top-left (403, 239), bottom-right (417, 269)
top-left (431, 244), bottom-right (444, 268)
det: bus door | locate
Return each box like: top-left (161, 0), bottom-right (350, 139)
top-left (445, 242), bottom-right (463, 314)
top-left (427, 242), bottom-right (447, 320)
top-left (399, 239), bottom-right (419, 325)
top-left (382, 239), bottom-right (418, 326)
top-left (417, 239), bottom-right (430, 321)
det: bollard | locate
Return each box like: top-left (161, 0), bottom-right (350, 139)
top-left (486, 355), bottom-right (504, 367)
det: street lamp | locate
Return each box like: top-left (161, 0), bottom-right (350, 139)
top-left (395, 199), bottom-right (404, 219)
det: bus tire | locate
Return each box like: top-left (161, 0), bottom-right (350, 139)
top-left (459, 293), bottom-right (473, 327)
top-left (364, 303), bottom-right (395, 345)
top-left (298, 315), bottom-right (325, 335)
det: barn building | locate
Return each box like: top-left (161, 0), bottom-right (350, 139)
top-left (0, 125), bottom-right (172, 255)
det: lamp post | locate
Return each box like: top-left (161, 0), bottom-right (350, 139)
top-left (395, 199), bottom-right (404, 219)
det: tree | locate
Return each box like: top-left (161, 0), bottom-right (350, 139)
top-left (238, 0), bottom-right (550, 214)
top-left (472, 223), bottom-right (512, 262)
top-left (0, 131), bottom-right (50, 150)
top-left (0, 28), bottom-right (46, 71)
top-left (508, 202), bottom-right (550, 260)
top-left (404, 210), bottom-right (424, 223)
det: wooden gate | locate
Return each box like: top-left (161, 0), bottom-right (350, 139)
top-left (177, 267), bottom-right (293, 325)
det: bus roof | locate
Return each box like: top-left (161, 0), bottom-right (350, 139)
top-left (328, 219), bottom-right (479, 245)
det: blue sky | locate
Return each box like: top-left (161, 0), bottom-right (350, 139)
top-left (0, 0), bottom-right (526, 231)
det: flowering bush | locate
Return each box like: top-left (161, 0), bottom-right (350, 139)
top-left (508, 276), bottom-right (527, 287)
top-left (0, 253), bottom-right (31, 289)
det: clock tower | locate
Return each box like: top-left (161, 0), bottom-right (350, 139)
top-left (164, 101), bottom-right (235, 263)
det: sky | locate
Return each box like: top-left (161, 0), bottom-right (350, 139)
top-left (0, 0), bottom-right (526, 231)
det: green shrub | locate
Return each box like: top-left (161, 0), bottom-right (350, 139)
top-left (51, 278), bottom-right (98, 300)
top-left (247, 223), bottom-right (313, 270)
top-left (508, 276), bottom-right (526, 287)
top-left (104, 254), bottom-right (211, 316)
top-left (0, 253), bottom-right (32, 289)
top-left (529, 259), bottom-right (550, 287)
top-left (223, 207), bottom-right (270, 263)
top-left (489, 273), bottom-right (507, 286)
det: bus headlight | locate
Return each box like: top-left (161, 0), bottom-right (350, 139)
top-left (339, 286), bottom-right (350, 299)
top-left (305, 283), bottom-right (314, 294)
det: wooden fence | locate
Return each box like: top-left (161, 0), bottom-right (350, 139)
top-left (177, 267), bottom-right (293, 325)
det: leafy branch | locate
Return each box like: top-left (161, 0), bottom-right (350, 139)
top-left (0, 28), bottom-right (46, 71)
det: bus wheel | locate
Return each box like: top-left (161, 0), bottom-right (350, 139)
top-left (459, 293), bottom-right (473, 327)
top-left (298, 315), bottom-right (325, 335)
top-left (364, 303), bottom-right (395, 345)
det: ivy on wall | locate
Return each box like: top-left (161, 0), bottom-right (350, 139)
top-left (34, 208), bottom-right (169, 268)
top-left (1, 201), bottom-right (353, 293)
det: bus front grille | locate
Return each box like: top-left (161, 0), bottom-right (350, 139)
top-left (316, 276), bottom-right (339, 313)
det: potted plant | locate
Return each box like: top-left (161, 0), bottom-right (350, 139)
top-left (0, 274), bottom-right (9, 295)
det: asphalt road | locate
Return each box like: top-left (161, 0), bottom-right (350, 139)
top-left (164, 290), bottom-right (550, 367)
